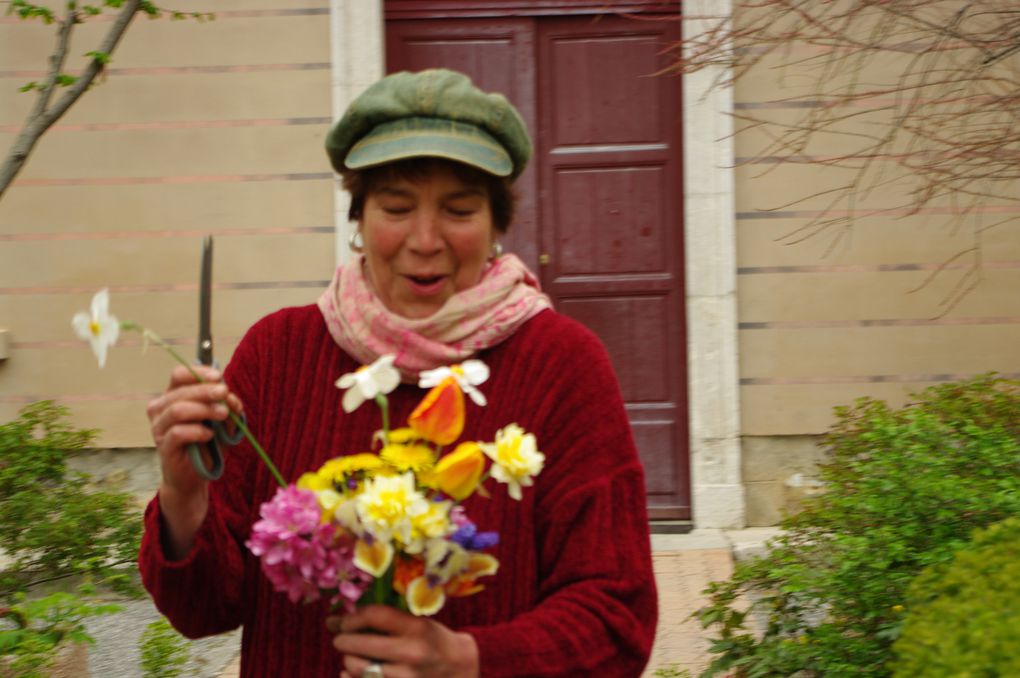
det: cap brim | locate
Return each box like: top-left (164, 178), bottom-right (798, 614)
top-left (344, 117), bottom-right (513, 177)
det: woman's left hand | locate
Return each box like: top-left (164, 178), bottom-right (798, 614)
top-left (327, 605), bottom-right (479, 678)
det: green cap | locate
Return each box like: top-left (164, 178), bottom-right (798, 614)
top-left (325, 69), bottom-right (532, 180)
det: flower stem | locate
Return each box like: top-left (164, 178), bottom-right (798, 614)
top-left (375, 394), bottom-right (390, 446)
top-left (122, 322), bottom-right (286, 488)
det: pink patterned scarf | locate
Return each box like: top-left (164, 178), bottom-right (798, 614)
top-left (317, 253), bottom-right (552, 380)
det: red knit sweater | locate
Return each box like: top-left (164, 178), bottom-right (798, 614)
top-left (139, 306), bottom-right (657, 677)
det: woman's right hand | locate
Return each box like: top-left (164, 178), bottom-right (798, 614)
top-left (147, 364), bottom-right (244, 559)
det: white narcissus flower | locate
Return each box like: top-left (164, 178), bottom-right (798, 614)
top-left (483, 423), bottom-right (545, 501)
top-left (71, 289), bottom-right (120, 368)
top-left (335, 354), bottom-right (400, 413)
top-left (419, 360), bottom-right (490, 406)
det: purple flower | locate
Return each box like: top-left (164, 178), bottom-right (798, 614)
top-left (450, 522), bottom-right (500, 551)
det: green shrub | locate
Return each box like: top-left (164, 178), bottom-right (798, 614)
top-left (0, 401), bottom-right (140, 597)
top-left (891, 516), bottom-right (1020, 677)
top-left (694, 374), bottom-right (1020, 677)
top-left (0, 401), bottom-right (142, 675)
top-left (0, 590), bottom-right (120, 677)
top-left (139, 617), bottom-right (190, 678)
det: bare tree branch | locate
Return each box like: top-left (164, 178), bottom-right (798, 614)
top-left (672, 0), bottom-right (1020, 314)
top-left (0, 0), bottom-right (142, 199)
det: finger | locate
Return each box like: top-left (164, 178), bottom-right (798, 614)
top-left (160, 423), bottom-right (217, 451)
top-left (325, 615), bottom-right (343, 634)
top-left (148, 382), bottom-right (229, 427)
top-left (342, 655), bottom-right (409, 678)
top-left (339, 605), bottom-right (417, 636)
top-left (150, 399), bottom-right (229, 443)
top-left (167, 363), bottom-right (222, 389)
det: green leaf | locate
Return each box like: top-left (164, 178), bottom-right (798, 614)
top-left (85, 50), bottom-right (110, 64)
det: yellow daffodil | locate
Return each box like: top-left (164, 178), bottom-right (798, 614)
top-left (355, 537), bottom-right (394, 578)
top-left (421, 442), bottom-right (486, 501)
top-left (356, 472), bottom-right (430, 547)
top-left (419, 360), bottom-right (490, 406)
top-left (71, 288), bottom-right (120, 368)
top-left (406, 575), bottom-right (446, 616)
top-left (446, 553), bottom-right (499, 598)
top-left (409, 376), bottom-right (465, 445)
top-left (483, 424), bottom-right (545, 500)
top-left (335, 354), bottom-right (400, 413)
top-left (403, 541), bottom-right (500, 615)
top-left (407, 500), bottom-right (453, 552)
top-left (313, 488), bottom-right (344, 521)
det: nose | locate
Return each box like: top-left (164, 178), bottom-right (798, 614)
top-left (407, 208), bottom-right (443, 255)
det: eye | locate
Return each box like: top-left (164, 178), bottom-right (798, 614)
top-left (379, 203), bottom-right (412, 216)
top-left (445, 199), bottom-right (484, 218)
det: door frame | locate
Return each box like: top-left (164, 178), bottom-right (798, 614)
top-left (329, 0), bottom-right (745, 529)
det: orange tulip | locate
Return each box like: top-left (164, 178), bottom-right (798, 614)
top-left (430, 442), bottom-right (486, 501)
top-left (409, 376), bottom-right (464, 445)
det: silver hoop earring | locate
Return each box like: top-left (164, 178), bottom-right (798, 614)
top-left (348, 230), bottom-right (364, 253)
top-left (490, 241), bottom-right (504, 259)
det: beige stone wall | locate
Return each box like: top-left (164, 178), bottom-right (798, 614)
top-left (0, 2), bottom-right (336, 446)
top-left (732, 6), bottom-right (1020, 438)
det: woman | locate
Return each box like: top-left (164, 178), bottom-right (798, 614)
top-left (139, 69), bottom-right (657, 678)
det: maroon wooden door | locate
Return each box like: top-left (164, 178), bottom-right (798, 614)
top-left (386, 7), bottom-right (689, 520)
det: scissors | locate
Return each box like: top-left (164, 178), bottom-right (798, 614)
top-left (186, 235), bottom-right (244, 481)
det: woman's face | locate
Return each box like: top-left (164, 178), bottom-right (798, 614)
top-left (360, 164), bottom-right (495, 319)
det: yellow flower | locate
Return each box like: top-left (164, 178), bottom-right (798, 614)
top-left (314, 488), bottom-right (344, 519)
top-left (356, 472), bottom-right (430, 548)
top-left (409, 377), bottom-right (465, 446)
top-left (408, 500), bottom-right (453, 550)
top-left (381, 442), bottom-right (436, 473)
top-left (422, 442), bottom-right (486, 501)
top-left (483, 424), bottom-right (545, 501)
top-left (406, 575), bottom-right (445, 616)
top-left (314, 454), bottom-right (385, 489)
top-left (355, 537), bottom-right (394, 578)
top-left (297, 471), bottom-right (330, 492)
top-left (445, 552), bottom-right (499, 598)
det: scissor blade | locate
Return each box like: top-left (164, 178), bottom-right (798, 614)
top-left (198, 236), bottom-right (214, 365)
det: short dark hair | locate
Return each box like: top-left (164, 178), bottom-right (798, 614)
top-left (341, 157), bottom-right (517, 233)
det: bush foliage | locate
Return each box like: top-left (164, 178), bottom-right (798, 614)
top-left (139, 617), bottom-right (190, 678)
top-left (694, 375), bottom-right (1020, 677)
top-left (0, 401), bottom-right (142, 675)
top-left (892, 516), bottom-right (1020, 677)
top-left (0, 401), bottom-right (140, 597)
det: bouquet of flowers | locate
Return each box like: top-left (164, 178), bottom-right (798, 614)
top-left (244, 355), bottom-right (545, 615)
top-left (71, 289), bottom-right (544, 616)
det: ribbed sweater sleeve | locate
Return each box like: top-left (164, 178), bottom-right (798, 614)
top-left (137, 318), bottom-right (266, 639)
top-left (462, 314), bottom-right (658, 677)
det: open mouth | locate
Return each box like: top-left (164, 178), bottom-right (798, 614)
top-left (408, 275), bottom-right (444, 286)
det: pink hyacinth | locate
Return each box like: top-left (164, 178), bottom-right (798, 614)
top-left (246, 485), bottom-right (371, 608)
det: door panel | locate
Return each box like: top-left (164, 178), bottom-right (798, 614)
top-left (538, 15), bottom-right (688, 518)
top-left (385, 10), bottom-right (689, 518)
